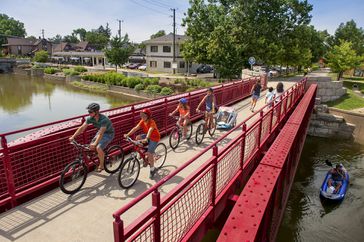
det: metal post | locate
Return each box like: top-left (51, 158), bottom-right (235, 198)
top-left (211, 145), bottom-right (218, 207)
top-left (240, 123), bottom-right (247, 169)
top-left (1, 136), bottom-right (17, 207)
top-left (164, 98), bottom-right (168, 133)
top-left (152, 190), bottom-right (161, 242)
top-left (258, 111), bottom-right (263, 148)
top-left (172, 8), bottom-right (176, 74)
top-left (113, 217), bottom-right (124, 242)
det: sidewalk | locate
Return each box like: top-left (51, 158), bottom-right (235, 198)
top-left (0, 80), bottom-right (297, 242)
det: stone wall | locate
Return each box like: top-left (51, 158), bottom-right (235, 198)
top-left (306, 76), bottom-right (346, 102)
top-left (308, 105), bottom-right (355, 139)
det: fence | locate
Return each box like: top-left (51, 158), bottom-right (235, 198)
top-left (112, 78), bottom-right (308, 242)
top-left (0, 77), bottom-right (263, 210)
top-left (217, 84), bottom-right (317, 242)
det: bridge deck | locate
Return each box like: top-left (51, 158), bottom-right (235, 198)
top-left (0, 81), bottom-right (296, 242)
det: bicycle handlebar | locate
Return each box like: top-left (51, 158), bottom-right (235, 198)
top-left (70, 140), bottom-right (90, 151)
top-left (125, 136), bottom-right (144, 147)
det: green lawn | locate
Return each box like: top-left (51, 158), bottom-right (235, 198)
top-left (326, 89), bottom-right (364, 110)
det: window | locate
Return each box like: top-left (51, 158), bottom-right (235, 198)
top-left (164, 62), bottom-right (171, 68)
top-left (150, 61), bottom-right (157, 68)
top-left (179, 61), bottom-right (185, 69)
top-left (151, 46), bottom-right (158, 52)
top-left (163, 46), bottom-right (171, 53)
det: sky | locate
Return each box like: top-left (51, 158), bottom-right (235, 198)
top-left (1, 0), bottom-right (364, 43)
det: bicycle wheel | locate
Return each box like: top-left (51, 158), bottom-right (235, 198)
top-left (208, 117), bottom-right (217, 136)
top-left (195, 123), bottom-right (205, 145)
top-left (154, 143), bottom-right (167, 169)
top-left (186, 122), bottom-right (193, 140)
top-left (118, 157), bottom-right (140, 189)
top-left (59, 160), bottom-right (87, 194)
top-left (104, 145), bottom-right (124, 174)
top-left (169, 127), bottom-right (180, 150)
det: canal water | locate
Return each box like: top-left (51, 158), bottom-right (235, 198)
top-left (0, 74), bottom-right (140, 135)
top-left (277, 137), bottom-right (364, 242)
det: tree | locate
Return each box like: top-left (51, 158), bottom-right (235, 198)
top-left (49, 34), bottom-right (63, 44)
top-left (73, 28), bottom-right (87, 41)
top-left (327, 40), bottom-right (363, 80)
top-left (63, 34), bottom-right (79, 43)
top-left (0, 13), bottom-right (26, 45)
top-left (105, 34), bottom-right (135, 71)
top-left (85, 31), bottom-right (109, 50)
top-left (97, 23), bottom-right (111, 39)
top-left (333, 20), bottom-right (364, 55)
top-left (33, 50), bottom-right (48, 63)
top-left (150, 30), bottom-right (166, 39)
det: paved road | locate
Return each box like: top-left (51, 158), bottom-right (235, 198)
top-left (0, 80), bottom-right (297, 242)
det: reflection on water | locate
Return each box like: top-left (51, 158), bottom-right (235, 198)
top-left (0, 74), bottom-right (140, 134)
top-left (277, 137), bottom-right (364, 242)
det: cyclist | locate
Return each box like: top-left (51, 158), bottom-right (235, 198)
top-left (124, 108), bottom-right (160, 178)
top-left (169, 98), bottom-right (190, 138)
top-left (69, 103), bottom-right (115, 172)
top-left (196, 87), bottom-right (216, 132)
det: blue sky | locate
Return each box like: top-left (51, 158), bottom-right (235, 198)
top-left (1, 0), bottom-right (363, 43)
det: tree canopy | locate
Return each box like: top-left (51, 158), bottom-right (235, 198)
top-left (150, 30), bottom-right (166, 39)
top-left (332, 20), bottom-right (364, 55)
top-left (0, 13), bottom-right (26, 45)
top-left (105, 34), bottom-right (135, 71)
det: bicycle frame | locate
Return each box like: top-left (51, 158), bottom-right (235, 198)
top-left (125, 137), bottom-right (148, 162)
top-left (71, 140), bottom-right (98, 165)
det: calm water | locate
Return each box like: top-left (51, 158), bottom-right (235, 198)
top-left (277, 137), bottom-right (364, 242)
top-left (0, 74), bottom-right (140, 135)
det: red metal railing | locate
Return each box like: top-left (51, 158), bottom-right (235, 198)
top-left (112, 78), bottom-right (307, 242)
top-left (217, 84), bottom-right (317, 242)
top-left (0, 76), bottom-right (264, 210)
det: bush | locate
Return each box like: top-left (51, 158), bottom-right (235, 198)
top-left (126, 77), bottom-right (143, 88)
top-left (160, 87), bottom-right (174, 95)
top-left (63, 69), bottom-right (80, 76)
top-left (146, 85), bottom-right (162, 94)
top-left (33, 50), bottom-right (48, 63)
top-left (44, 67), bottom-right (58, 74)
top-left (134, 84), bottom-right (145, 91)
top-left (186, 87), bottom-right (197, 92)
top-left (74, 66), bottom-right (88, 73)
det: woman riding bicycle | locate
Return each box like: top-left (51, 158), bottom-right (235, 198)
top-left (196, 87), bottom-right (216, 131)
top-left (124, 108), bottom-right (160, 178)
top-left (169, 98), bottom-right (190, 138)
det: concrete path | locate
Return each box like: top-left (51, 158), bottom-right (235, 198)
top-left (0, 80), bottom-right (297, 242)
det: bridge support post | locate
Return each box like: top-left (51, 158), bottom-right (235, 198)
top-left (1, 135), bottom-right (17, 207)
top-left (152, 190), bottom-right (161, 242)
top-left (113, 217), bottom-right (124, 242)
top-left (240, 124), bottom-right (246, 169)
top-left (258, 111), bottom-right (263, 148)
top-left (211, 145), bottom-right (218, 220)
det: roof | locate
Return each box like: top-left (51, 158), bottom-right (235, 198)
top-left (3, 37), bottom-right (36, 46)
top-left (52, 51), bottom-right (105, 57)
top-left (142, 33), bottom-right (188, 44)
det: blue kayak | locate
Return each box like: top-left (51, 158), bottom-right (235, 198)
top-left (320, 167), bottom-right (349, 201)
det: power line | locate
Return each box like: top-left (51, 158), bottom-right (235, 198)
top-left (140, 0), bottom-right (171, 9)
top-left (129, 0), bottom-right (170, 16)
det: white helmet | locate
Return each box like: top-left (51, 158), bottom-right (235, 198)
top-left (327, 186), bottom-right (335, 194)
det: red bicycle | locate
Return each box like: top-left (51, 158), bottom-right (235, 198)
top-left (118, 137), bottom-right (167, 188)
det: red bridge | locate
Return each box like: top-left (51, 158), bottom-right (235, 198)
top-left (0, 76), bottom-right (316, 242)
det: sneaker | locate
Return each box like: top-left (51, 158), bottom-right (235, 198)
top-left (143, 161), bottom-right (148, 167)
top-left (149, 167), bottom-right (157, 179)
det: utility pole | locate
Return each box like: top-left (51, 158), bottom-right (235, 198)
top-left (41, 29), bottom-right (44, 39)
top-left (171, 8), bottom-right (176, 74)
top-left (117, 19), bottom-right (123, 39)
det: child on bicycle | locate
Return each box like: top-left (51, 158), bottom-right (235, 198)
top-left (69, 103), bottom-right (115, 172)
top-left (124, 108), bottom-right (160, 178)
top-left (196, 87), bottom-right (216, 132)
top-left (169, 98), bottom-right (190, 138)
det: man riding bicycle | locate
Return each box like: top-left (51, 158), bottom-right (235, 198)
top-left (169, 98), bottom-right (190, 138)
top-left (124, 108), bottom-right (161, 178)
top-left (196, 87), bottom-right (216, 132)
top-left (69, 103), bottom-right (115, 172)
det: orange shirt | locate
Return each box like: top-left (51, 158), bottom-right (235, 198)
top-left (178, 107), bottom-right (190, 117)
top-left (138, 119), bottom-right (160, 142)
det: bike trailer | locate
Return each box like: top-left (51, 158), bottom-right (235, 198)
top-left (216, 106), bottom-right (237, 129)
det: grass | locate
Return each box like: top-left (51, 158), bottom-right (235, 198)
top-left (343, 75), bottom-right (364, 81)
top-left (326, 89), bottom-right (364, 110)
top-left (70, 81), bottom-right (108, 92)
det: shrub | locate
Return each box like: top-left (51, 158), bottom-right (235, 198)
top-left (127, 77), bottom-right (143, 88)
top-left (134, 84), bottom-right (145, 91)
top-left (63, 69), bottom-right (80, 76)
top-left (146, 85), bottom-right (162, 94)
top-left (33, 50), bottom-right (48, 63)
top-left (44, 67), bottom-right (58, 74)
top-left (74, 66), bottom-right (88, 73)
top-left (160, 87), bottom-right (174, 95)
top-left (186, 87), bottom-right (197, 92)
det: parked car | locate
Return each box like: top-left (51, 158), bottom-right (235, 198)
top-left (128, 63), bottom-right (142, 69)
top-left (138, 64), bottom-right (147, 71)
top-left (196, 64), bottom-right (214, 74)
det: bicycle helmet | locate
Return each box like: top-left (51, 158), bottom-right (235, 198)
top-left (179, 98), bottom-right (187, 104)
top-left (86, 103), bottom-right (100, 112)
top-left (208, 87), bottom-right (213, 92)
top-left (141, 108), bottom-right (152, 117)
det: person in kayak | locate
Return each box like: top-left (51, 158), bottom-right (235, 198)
top-left (327, 164), bottom-right (345, 193)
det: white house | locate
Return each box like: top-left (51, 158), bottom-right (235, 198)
top-left (143, 33), bottom-right (198, 74)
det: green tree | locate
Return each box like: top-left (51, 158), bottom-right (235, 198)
top-left (33, 50), bottom-right (49, 63)
top-left (73, 28), bottom-right (87, 41)
top-left (333, 20), bottom-right (364, 55)
top-left (85, 31), bottom-right (109, 50)
top-left (49, 34), bottom-right (63, 44)
top-left (327, 40), bottom-right (363, 80)
top-left (150, 30), bottom-right (166, 39)
top-left (63, 34), bottom-right (79, 43)
top-left (97, 23), bottom-right (111, 39)
top-left (105, 34), bottom-right (135, 71)
top-left (0, 13), bottom-right (26, 45)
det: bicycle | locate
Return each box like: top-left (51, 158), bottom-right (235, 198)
top-left (59, 140), bottom-right (124, 194)
top-left (169, 116), bottom-right (193, 150)
top-left (118, 137), bottom-right (167, 188)
top-left (195, 110), bottom-right (217, 145)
